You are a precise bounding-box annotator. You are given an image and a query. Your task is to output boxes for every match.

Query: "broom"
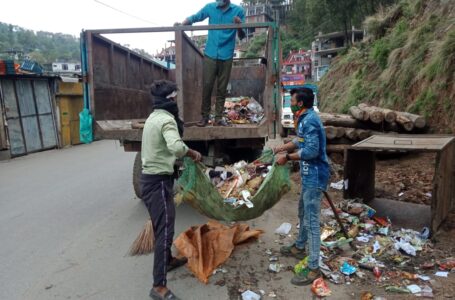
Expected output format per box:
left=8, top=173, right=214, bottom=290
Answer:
left=129, top=220, right=155, bottom=256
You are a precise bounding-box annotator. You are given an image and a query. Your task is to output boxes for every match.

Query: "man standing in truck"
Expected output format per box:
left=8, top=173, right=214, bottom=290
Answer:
left=177, top=0, right=245, bottom=127
left=273, top=88, right=330, bottom=286
left=142, top=80, right=202, bottom=300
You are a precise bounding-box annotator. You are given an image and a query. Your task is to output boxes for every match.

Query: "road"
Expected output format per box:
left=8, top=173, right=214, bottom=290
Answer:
left=0, top=140, right=218, bottom=300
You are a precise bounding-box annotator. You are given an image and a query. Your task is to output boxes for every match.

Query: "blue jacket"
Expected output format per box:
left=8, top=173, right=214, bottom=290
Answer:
left=293, top=108, right=330, bottom=190
left=187, top=2, right=245, bottom=60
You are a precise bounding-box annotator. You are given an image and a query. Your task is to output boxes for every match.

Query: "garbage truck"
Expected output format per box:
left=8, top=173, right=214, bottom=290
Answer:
left=80, top=23, right=282, bottom=198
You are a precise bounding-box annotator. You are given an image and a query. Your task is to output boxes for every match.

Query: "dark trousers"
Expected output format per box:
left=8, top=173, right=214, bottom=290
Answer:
left=140, top=173, right=175, bottom=287
left=201, top=56, right=233, bottom=120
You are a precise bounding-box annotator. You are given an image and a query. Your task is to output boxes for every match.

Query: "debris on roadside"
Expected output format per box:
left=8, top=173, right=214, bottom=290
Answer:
left=275, top=222, right=292, bottom=235
left=241, top=290, right=261, bottom=300
left=311, top=277, right=332, bottom=297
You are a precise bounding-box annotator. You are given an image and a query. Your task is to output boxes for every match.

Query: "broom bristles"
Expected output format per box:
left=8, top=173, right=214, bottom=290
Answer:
left=129, top=220, right=155, bottom=256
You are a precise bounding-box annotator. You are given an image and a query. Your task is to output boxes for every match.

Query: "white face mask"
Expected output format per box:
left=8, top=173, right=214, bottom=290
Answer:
left=216, top=0, right=226, bottom=7
left=166, top=91, right=178, bottom=99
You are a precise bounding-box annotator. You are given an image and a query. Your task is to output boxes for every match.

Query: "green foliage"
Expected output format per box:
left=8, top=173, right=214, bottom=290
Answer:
left=244, top=33, right=267, bottom=58
left=0, top=22, right=80, bottom=64
left=410, top=89, right=437, bottom=117
left=371, top=39, right=390, bottom=69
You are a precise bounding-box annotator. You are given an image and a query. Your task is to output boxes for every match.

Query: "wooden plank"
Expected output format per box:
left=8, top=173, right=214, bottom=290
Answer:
left=353, top=135, right=454, bottom=151
left=344, top=149, right=376, bottom=202
left=85, top=23, right=273, bottom=35
left=0, top=98, right=7, bottom=150
left=432, top=141, right=455, bottom=232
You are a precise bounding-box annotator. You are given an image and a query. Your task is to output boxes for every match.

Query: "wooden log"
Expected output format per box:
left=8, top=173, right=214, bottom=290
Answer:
left=349, top=106, right=369, bottom=121
left=401, top=112, right=426, bottom=128
left=396, top=113, right=414, bottom=131
left=358, top=103, right=385, bottom=124
left=345, top=128, right=359, bottom=141
left=325, top=126, right=338, bottom=140
left=335, top=127, right=346, bottom=138
left=357, top=129, right=372, bottom=140
left=381, top=108, right=397, bottom=123
left=327, top=144, right=350, bottom=153
left=319, top=113, right=370, bottom=129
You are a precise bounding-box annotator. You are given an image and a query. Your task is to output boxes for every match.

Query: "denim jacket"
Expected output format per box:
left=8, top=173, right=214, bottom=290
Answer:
left=292, top=108, right=330, bottom=190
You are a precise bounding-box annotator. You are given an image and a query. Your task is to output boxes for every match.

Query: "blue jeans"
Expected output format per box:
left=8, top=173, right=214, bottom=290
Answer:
left=295, top=188, right=322, bottom=270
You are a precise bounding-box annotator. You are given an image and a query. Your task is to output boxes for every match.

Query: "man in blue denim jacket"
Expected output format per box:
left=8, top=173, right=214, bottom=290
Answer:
left=274, top=88, right=330, bottom=285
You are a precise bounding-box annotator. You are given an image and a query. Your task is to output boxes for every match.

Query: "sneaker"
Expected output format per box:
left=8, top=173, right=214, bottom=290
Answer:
left=196, top=118, right=209, bottom=127
left=291, top=268, right=321, bottom=286
left=280, top=243, right=306, bottom=260
left=214, top=119, right=230, bottom=127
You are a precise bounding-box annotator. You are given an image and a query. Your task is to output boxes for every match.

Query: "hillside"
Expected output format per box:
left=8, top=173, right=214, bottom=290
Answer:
left=319, top=0, right=455, bottom=133
left=0, top=22, right=80, bottom=64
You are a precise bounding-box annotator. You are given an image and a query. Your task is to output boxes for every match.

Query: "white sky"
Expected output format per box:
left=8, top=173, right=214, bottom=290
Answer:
left=0, top=0, right=242, bottom=55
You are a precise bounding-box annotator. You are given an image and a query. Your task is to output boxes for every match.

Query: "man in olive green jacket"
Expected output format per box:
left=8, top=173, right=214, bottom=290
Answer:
left=141, top=80, right=201, bottom=300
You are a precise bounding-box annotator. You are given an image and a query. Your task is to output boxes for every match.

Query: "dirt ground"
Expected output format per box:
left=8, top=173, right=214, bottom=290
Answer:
left=197, top=152, right=455, bottom=299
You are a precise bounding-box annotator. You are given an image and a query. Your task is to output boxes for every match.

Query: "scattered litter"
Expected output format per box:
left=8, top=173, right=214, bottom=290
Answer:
left=435, top=271, right=449, bottom=277
left=406, top=284, right=422, bottom=294
left=385, top=286, right=411, bottom=294
left=241, top=290, right=261, bottom=300
left=213, top=268, right=228, bottom=275
left=268, top=291, right=277, bottom=298
left=269, top=256, right=278, bottom=262
left=417, top=285, right=434, bottom=298
left=373, top=241, right=381, bottom=254
left=357, top=236, right=370, bottom=243
left=360, top=291, right=374, bottom=300
left=398, top=192, right=404, bottom=197
left=420, top=227, right=430, bottom=240
left=378, top=227, right=389, bottom=236
left=44, top=284, right=54, bottom=290
left=417, top=275, right=431, bottom=281
left=268, top=263, right=283, bottom=273
left=373, top=267, right=382, bottom=281
left=258, top=290, right=265, bottom=296
left=340, top=262, right=357, bottom=276
left=224, top=97, right=264, bottom=125
left=394, top=239, right=417, bottom=256
left=425, top=192, right=432, bottom=198
left=265, top=249, right=272, bottom=256
left=275, top=223, right=292, bottom=235
left=294, top=257, right=309, bottom=276
left=330, top=180, right=344, bottom=190
left=311, top=277, right=332, bottom=297
left=214, top=279, right=226, bottom=286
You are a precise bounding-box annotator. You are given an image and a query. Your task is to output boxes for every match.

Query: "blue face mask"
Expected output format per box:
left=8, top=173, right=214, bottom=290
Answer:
left=216, top=0, right=226, bottom=7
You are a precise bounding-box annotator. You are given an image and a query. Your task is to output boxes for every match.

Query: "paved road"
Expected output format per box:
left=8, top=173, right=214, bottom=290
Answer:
left=0, top=141, right=216, bottom=300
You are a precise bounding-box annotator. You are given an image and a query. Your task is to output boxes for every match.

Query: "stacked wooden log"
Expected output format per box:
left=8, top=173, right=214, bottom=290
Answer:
left=320, top=103, right=427, bottom=152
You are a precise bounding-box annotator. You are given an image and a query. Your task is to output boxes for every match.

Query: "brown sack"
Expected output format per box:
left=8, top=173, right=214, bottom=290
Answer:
left=173, top=220, right=263, bottom=283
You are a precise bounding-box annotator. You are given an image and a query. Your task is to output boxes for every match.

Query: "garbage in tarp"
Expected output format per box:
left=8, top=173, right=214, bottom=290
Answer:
left=224, top=97, right=264, bottom=125
left=174, top=220, right=263, bottom=283
left=177, top=149, right=291, bottom=221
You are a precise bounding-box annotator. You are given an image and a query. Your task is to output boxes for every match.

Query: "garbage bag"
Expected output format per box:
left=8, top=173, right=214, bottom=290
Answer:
left=79, top=108, right=93, bottom=144
left=177, top=149, right=291, bottom=221
left=174, top=220, right=263, bottom=283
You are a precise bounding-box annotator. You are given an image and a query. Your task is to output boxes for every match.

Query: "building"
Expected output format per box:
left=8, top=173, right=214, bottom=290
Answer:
left=311, top=28, right=364, bottom=81
left=155, top=45, right=176, bottom=65
left=52, top=62, right=81, bottom=75
left=243, top=2, right=274, bottom=38
left=282, top=49, right=312, bottom=80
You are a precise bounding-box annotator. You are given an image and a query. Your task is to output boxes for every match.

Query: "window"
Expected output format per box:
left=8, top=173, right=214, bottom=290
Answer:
left=62, top=64, right=68, bottom=70
left=314, top=60, right=319, bottom=67
left=75, top=64, right=81, bottom=70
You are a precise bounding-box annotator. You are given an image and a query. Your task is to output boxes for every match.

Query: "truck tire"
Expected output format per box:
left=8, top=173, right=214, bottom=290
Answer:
left=280, top=128, right=288, bottom=138
left=133, top=152, right=142, bottom=199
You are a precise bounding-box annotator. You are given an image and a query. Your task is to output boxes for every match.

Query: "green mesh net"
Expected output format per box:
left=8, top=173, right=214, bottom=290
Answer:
left=177, top=149, right=291, bottom=221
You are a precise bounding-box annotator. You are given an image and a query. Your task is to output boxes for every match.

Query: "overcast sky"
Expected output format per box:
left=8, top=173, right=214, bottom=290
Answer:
left=0, top=0, right=243, bottom=54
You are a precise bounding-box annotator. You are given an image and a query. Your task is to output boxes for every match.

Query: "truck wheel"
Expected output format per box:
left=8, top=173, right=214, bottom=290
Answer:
left=280, top=128, right=288, bottom=138
left=133, top=152, right=142, bottom=199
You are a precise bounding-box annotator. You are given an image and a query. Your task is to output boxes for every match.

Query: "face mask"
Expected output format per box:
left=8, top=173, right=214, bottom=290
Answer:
left=291, top=105, right=301, bottom=113
left=216, top=0, right=226, bottom=7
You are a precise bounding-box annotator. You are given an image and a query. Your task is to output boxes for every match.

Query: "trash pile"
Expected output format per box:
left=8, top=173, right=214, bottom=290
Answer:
left=204, top=159, right=273, bottom=209
left=290, top=198, right=451, bottom=298
left=224, top=97, right=264, bottom=125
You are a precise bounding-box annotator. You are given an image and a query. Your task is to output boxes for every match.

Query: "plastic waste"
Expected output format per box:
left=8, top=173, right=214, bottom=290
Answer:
left=268, top=263, right=283, bottom=273
left=394, top=239, right=417, bottom=256
left=311, top=277, right=331, bottom=297
left=242, top=290, right=261, bottom=300
left=385, top=286, right=411, bottom=293
left=340, top=262, right=357, bottom=276
left=275, top=223, right=292, bottom=235
left=246, top=98, right=264, bottom=115
left=330, top=180, right=344, bottom=190
left=294, top=257, right=309, bottom=276
left=406, top=284, right=422, bottom=294
left=435, top=271, right=448, bottom=277
left=420, top=227, right=430, bottom=240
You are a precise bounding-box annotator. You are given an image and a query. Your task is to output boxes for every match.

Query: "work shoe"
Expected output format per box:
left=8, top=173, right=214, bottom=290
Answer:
left=291, top=268, right=322, bottom=286
left=149, top=288, right=181, bottom=300
left=213, top=119, right=230, bottom=127
left=196, top=118, right=209, bottom=127
left=167, top=257, right=187, bottom=272
left=280, top=243, right=307, bottom=260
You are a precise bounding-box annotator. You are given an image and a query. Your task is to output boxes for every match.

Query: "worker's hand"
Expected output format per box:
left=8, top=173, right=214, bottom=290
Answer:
left=174, top=22, right=182, bottom=26
left=276, top=154, right=288, bottom=166
left=272, top=145, right=284, bottom=154
left=187, top=149, right=202, bottom=162
left=234, top=16, right=242, bottom=24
